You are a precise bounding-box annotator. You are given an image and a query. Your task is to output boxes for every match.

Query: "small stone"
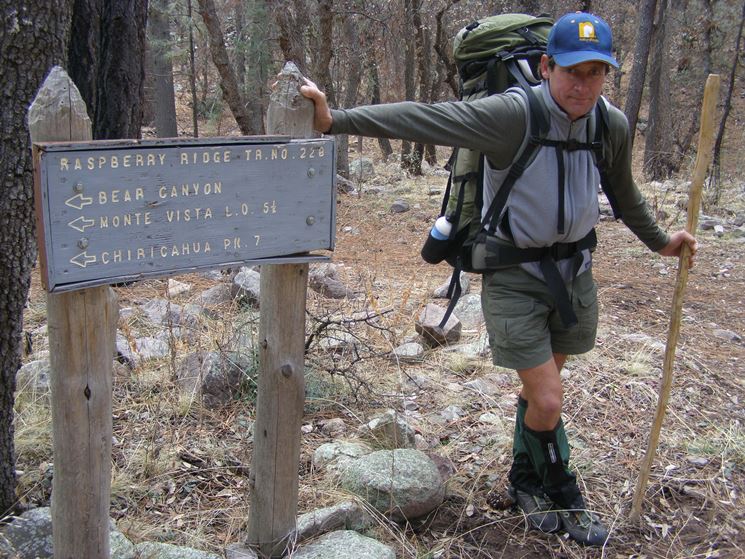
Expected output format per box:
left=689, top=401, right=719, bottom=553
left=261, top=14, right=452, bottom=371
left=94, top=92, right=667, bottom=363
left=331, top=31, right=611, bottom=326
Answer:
left=167, top=279, right=191, bottom=297
left=440, top=405, right=464, bottom=422
left=686, top=456, right=709, bottom=467
left=320, top=418, right=347, bottom=437
left=392, top=342, right=425, bottom=363
left=390, top=199, right=410, bottom=213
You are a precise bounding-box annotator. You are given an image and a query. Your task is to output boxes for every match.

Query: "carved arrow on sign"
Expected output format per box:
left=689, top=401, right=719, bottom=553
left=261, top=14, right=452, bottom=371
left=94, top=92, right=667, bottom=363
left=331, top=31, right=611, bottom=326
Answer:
left=68, top=216, right=95, bottom=232
left=70, top=252, right=97, bottom=268
left=65, top=193, right=93, bottom=210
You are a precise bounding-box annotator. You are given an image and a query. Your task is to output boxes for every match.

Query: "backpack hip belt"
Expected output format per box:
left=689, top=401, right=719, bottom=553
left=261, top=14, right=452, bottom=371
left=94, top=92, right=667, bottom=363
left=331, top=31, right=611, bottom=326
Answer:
left=474, top=228, right=597, bottom=329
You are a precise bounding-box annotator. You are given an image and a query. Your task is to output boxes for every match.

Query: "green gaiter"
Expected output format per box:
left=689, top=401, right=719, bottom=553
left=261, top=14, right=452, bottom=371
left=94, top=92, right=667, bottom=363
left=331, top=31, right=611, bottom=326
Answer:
left=521, top=419, right=582, bottom=507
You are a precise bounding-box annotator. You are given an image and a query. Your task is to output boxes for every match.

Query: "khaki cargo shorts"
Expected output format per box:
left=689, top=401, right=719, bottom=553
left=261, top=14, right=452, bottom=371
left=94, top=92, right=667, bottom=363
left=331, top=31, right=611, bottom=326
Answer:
left=481, top=265, right=598, bottom=370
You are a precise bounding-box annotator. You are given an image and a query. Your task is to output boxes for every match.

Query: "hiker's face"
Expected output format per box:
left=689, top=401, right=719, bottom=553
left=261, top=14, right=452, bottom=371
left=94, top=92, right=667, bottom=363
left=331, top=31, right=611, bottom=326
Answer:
left=540, top=56, right=608, bottom=121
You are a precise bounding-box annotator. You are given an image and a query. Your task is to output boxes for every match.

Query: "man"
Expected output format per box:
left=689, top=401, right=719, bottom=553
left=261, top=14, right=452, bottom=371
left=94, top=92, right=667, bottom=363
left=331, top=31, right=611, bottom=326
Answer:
left=301, top=12, right=696, bottom=546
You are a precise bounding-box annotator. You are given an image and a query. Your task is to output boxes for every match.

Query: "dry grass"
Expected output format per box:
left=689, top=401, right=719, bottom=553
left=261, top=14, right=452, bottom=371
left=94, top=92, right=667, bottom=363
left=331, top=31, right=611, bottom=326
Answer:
left=13, top=139, right=745, bottom=558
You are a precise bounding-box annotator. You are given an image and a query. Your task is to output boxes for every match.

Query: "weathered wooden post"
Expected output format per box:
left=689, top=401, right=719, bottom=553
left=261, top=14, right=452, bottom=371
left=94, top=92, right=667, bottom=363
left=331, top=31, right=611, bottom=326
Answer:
left=28, top=67, right=118, bottom=559
left=246, top=62, right=316, bottom=557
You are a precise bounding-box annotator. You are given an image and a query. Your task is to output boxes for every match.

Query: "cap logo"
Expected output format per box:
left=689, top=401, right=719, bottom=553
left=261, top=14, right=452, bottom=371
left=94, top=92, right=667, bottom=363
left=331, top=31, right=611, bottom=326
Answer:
left=578, top=21, right=598, bottom=41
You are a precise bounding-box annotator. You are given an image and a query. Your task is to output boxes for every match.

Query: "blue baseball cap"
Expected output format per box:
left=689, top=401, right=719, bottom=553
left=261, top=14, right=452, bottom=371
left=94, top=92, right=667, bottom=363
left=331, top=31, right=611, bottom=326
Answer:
left=547, top=12, right=619, bottom=68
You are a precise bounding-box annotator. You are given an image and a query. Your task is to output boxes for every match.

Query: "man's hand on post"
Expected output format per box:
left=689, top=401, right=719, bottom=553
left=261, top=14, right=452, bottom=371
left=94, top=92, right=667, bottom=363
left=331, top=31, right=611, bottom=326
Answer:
left=299, top=79, right=333, bottom=134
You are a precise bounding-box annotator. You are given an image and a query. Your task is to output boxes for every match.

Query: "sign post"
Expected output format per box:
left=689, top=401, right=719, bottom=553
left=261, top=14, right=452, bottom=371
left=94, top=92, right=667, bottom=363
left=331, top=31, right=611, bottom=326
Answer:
left=29, top=66, right=117, bottom=559
left=246, top=63, right=318, bottom=558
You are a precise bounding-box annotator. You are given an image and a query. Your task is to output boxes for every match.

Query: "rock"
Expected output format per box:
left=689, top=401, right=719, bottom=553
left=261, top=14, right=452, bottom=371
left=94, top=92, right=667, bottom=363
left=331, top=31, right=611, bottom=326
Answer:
left=391, top=342, right=425, bottom=363
left=621, top=332, right=666, bottom=352
left=295, top=502, right=374, bottom=543
left=426, top=452, right=457, bottom=483
left=0, top=507, right=135, bottom=559
left=135, top=336, right=171, bottom=361
left=336, top=174, right=356, bottom=194
left=310, top=277, right=355, bottom=299
left=440, top=405, right=464, bottom=422
left=686, top=456, right=710, bottom=467
left=319, top=418, right=347, bottom=437
left=176, top=351, right=256, bottom=406
left=463, top=378, right=500, bottom=396
left=135, top=541, right=220, bottom=559
left=415, top=304, right=462, bottom=347
left=141, top=299, right=204, bottom=331
left=232, top=268, right=261, bottom=306
left=309, top=265, right=356, bottom=299
left=404, top=372, right=435, bottom=392
left=713, top=224, right=725, bottom=237
left=349, top=158, right=375, bottom=180
left=313, top=441, right=373, bottom=470
left=360, top=409, right=416, bottom=449
left=390, top=199, right=410, bottom=213
left=317, top=331, right=357, bottom=353
left=197, top=284, right=233, bottom=307
left=225, top=544, right=259, bottom=559
left=449, top=330, right=491, bottom=359
left=452, top=293, right=484, bottom=329
left=712, top=329, right=742, bottom=342
left=292, top=530, right=394, bottom=559
left=433, top=273, right=470, bottom=298
left=167, top=279, right=191, bottom=297
left=16, top=359, right=51, bottom=393
left=116, top=332, right=174, bottom=366
left=699, top=218, right=722, bottom=230
left=340, top=449, right=446, bottom=521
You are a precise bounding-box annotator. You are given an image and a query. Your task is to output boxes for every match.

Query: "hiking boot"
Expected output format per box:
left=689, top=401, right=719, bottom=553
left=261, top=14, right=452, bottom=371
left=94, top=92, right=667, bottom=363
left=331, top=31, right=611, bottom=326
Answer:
left=509, top=486, right=561, bottom=533
left=558, top=499, right=609, bottom=546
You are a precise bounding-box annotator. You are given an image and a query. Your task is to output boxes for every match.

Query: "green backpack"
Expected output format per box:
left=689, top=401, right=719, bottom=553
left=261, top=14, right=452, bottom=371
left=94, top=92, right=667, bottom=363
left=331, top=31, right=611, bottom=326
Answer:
left=420, top=14, right=620, bottom=328
left=421, top=14, right=553, bottom=268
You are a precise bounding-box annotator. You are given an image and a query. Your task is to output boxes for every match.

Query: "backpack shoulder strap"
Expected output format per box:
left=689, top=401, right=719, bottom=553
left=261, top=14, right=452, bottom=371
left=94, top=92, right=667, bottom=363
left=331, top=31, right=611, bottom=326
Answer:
left=592, top=99, right=622, bottom=220
left=482, top=76, right=547, bottom=234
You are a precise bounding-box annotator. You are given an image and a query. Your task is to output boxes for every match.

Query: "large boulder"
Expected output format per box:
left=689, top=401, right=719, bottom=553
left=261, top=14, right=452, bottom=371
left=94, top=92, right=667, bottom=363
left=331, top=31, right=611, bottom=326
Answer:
left=292, top=530, right=394, bottom=559
left=340, top=449, right=446, bottom=521
left=134, top=541, right=220, bottom=559
left=0, top=507, right=135, bottom=559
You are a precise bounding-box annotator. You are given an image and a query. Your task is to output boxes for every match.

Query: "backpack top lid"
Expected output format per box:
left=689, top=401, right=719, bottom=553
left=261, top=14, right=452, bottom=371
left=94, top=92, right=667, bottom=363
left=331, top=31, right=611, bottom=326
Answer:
left=453, top=13, right=554, bottom=64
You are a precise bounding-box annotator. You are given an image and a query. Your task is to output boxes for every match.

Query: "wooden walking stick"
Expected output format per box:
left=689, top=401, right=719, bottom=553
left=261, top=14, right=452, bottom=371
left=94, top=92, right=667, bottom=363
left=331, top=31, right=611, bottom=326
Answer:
left=630, top=73, right=720, bottom=523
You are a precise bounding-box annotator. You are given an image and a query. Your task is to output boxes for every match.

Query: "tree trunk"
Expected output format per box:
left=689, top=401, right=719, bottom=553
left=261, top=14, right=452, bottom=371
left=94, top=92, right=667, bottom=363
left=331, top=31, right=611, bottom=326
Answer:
left=197, top=0, right=255, bottom=134
left=94, top=0, right=149, bottom=139
left=411, top=0, right=430, bottom=176
left=368, top=60, right=393, bottom=161
left=149, top=0, right=178, bottom=137
left=0, top=0, right=73, bottom=517
left=314, top=0, right=336, bottom=107
left=234, top=1, right=247, bottom=92
left=68, top=0, right=101, bottom=123
left=434, top=0, right=460, bottom=99
left=401, top=0, right=417, bottom=173
left=244, top=0, right=271, bottom=135
left=623, top=0, right=656, bottom=142
left=187, top=0, right=199, bottom=136
left=643, top=0, right=675, bottom=180
left=711, top=0, right=745, bottom=203
left=336, top=14, right=363, bottom=179
left=272, top=0, right=309, bottom=74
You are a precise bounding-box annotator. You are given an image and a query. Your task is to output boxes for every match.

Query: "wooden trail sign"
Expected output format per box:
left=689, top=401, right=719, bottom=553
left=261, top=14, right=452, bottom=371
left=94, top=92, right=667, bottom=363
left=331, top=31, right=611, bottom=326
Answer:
left=33, top=136, right=335, bottom=291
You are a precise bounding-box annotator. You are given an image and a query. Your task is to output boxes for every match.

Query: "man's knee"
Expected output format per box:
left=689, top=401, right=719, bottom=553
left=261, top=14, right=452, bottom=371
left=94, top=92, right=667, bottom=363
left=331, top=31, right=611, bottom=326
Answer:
left=524, top=391, right=562, bottom=430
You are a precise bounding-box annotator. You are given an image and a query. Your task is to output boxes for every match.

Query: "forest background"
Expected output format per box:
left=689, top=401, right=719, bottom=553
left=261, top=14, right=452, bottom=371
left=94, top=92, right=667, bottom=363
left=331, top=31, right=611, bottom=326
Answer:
left=1, top=0, right=744, bottom=558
